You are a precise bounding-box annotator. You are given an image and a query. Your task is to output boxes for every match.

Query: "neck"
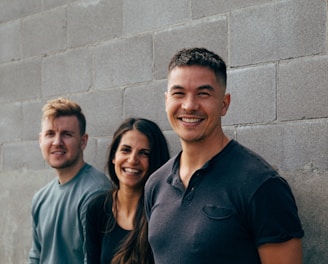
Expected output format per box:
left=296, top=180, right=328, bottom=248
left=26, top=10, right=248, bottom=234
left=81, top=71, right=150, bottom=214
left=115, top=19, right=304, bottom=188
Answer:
left=179, top=134, right=230, bottom=187
left=56, top=160, right=85, bottom=184
left=116, top=187, right=142, bottom=214
left=114, top=188, right=142, bottom=230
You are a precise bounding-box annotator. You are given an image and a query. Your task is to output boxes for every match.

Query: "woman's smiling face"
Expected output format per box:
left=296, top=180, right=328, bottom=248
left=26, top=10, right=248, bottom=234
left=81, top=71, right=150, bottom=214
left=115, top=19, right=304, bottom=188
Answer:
left=112, top=129, right=150, bottom=190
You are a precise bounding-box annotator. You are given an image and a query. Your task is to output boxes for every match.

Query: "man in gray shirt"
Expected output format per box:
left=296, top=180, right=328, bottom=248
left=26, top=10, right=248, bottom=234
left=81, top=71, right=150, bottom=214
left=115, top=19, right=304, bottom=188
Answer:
left=29, top=97, right=111, bottom=264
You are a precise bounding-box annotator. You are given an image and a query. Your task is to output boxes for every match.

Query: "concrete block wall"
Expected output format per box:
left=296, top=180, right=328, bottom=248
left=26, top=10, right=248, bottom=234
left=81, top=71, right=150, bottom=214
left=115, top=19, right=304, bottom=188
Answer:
left=0, top=0, right=327, bottom=262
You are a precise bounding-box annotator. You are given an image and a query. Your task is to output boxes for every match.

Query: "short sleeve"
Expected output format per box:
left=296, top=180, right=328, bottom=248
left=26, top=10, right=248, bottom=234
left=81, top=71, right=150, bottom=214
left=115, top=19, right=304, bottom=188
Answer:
left=248, top=177, right=304, bottom=247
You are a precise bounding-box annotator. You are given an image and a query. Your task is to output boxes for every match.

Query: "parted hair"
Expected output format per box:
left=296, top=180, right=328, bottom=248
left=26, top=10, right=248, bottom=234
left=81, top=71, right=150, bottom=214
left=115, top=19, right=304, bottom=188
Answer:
left=105, top=117, right=170, bottom=264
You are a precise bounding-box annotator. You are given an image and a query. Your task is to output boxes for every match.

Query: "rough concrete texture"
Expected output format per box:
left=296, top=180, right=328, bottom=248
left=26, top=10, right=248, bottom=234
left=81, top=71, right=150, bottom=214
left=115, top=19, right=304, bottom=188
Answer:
left=283, top=170, right=328, bottom=264
left=0, top=170, right=54, bottom=263
left=0, top=0, right=327, bottom=263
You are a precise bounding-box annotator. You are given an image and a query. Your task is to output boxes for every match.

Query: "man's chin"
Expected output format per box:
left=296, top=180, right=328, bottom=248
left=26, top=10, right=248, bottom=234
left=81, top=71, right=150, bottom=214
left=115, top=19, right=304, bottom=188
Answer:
left=50, top=162, right=72, bottom=170
left=180, top=135, right=205, bottom=144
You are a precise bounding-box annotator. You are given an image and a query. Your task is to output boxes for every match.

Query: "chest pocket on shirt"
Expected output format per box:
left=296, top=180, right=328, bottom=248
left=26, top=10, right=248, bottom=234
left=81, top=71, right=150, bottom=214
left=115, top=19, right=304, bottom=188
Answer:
left=202, top=205, right=232, bottom=220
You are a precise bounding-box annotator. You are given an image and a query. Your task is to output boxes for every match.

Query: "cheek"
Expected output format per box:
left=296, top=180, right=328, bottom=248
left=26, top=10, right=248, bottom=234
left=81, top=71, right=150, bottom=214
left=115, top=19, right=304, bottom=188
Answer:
left=165, top=101, right=178, bottom=116
left=112, top=156, right=118, bottom=169
left=112, top=152, right=121, bottom=166
left=165, top=96, right=176, bottom=110
left=39, top=142, right=49, bottom=158
left=165, top=100, right=170, bottom=113
left=112, top=155, right=123, bottom=174
left=113, top=162, right=121, bottom=177
left=39, top=139, right=49, bottom=149
left=142, top=158, right=150, bottom=175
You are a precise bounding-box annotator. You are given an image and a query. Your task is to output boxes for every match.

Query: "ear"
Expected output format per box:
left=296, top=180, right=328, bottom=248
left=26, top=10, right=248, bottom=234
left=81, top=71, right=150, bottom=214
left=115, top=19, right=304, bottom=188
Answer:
left=220, top=93, right=231, bottom=116
left=39, top=132, right=42, bottom=146
left=80, top=133, right=88, bottom=150
left=112, top=152, right=117, bottom=165
left=164, top=91, right=168, bottom=112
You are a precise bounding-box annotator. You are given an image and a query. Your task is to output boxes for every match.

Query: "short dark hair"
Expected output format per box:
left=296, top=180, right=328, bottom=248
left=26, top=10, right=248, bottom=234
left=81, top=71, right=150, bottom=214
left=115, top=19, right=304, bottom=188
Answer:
left=168, top=47, right=227, bottom=87
left=42, top=97, right=86, bottom=135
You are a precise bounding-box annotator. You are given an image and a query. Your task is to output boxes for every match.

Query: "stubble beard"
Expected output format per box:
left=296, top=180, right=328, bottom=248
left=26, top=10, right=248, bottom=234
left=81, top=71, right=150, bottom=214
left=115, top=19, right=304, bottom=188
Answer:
left=48, top=154, right=81, bottom=170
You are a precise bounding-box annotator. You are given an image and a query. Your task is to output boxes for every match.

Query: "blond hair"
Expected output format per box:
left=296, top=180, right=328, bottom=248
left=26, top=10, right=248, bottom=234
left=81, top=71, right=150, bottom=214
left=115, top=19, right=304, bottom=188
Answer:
left=42, top=97, right=86, bottom=135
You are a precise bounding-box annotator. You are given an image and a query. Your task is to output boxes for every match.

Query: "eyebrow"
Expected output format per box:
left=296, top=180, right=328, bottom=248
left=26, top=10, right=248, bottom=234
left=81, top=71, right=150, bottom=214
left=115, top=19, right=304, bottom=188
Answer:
left=43, top=129, right=75, bottom=134
left=197, top=85, right=215, bottom=91
left=169, top=84, right=215, bottom=91
left=62, top=130, right=75, bottom=134
left=119, top=144, right=131, bottom=148
left=120, top=144, right=150, bottom=151
left=168, top=85, right=183, bottom=91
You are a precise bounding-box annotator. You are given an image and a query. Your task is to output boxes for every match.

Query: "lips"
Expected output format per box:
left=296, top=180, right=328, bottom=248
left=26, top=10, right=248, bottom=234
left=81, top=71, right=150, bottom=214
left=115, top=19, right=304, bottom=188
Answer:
left=51, top=150, right=66, bottom=155
left=181, top=117, right=202, bottom=123
left=124, top=167, right=142, bottom=174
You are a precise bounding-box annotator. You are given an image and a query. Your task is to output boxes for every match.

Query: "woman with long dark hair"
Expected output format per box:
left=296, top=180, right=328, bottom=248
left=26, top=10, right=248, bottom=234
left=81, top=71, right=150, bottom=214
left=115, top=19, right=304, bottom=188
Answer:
left=86, top=117, right=170, bottom=264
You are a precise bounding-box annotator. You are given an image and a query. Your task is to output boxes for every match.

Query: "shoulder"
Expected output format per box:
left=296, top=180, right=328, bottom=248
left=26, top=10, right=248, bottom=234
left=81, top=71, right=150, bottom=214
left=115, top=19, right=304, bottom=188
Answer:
left=146, top=155, right=176, bottom=189
left=31, top=178, right=57, bottom=206
left=226, top=140, right=272, bottom=164
left=208, top=140, right=283, bottom=200
left=72, top=165, right=111, bottom=209
left=87, top=191, right=110, bottom=213
left=220, top=140, right=279, bottom=178
left=79, top=164, right=111, bottom=190
left=86, top=191, right=112, bottom=227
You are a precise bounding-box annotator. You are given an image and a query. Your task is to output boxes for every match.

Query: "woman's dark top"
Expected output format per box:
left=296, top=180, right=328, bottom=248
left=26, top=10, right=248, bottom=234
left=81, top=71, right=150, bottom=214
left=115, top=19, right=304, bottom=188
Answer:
left=86, top=192, right=130, bottom=264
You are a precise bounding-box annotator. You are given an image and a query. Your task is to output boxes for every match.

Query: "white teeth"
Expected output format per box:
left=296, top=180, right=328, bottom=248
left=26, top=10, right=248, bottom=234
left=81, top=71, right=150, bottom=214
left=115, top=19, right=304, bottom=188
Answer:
left=182, top=118, right=200, bottom=123
left=125, top=168, right=139, bottom=174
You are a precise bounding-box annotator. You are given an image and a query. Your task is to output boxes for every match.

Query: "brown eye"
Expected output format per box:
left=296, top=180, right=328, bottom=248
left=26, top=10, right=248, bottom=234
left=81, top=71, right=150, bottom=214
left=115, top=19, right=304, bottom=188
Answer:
left=45, top=131, right=55, bottom=137
left=140, top=150, right=150, bottom=157
left=198, top=92, right=210, bottom=97
left=120, top=147, right=130, bottom=153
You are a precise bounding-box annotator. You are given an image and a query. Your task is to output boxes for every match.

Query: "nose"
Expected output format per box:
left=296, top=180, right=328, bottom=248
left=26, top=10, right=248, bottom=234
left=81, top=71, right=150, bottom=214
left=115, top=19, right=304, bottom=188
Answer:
left=52, top=134, right=63, bottom=145
left=182, top=95, right=199, bottom=112
left=128, top=151, right=139, bottom=164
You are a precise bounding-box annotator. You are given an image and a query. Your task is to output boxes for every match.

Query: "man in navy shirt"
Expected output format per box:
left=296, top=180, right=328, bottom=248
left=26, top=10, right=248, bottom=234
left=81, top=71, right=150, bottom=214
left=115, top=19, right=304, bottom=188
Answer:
left=145, top=47, right=304, bottom=264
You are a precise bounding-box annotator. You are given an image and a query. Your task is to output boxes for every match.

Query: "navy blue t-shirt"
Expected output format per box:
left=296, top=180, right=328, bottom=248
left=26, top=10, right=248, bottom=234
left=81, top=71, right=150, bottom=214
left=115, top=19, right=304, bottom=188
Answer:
left=145, top=140, right=304, bottom=264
